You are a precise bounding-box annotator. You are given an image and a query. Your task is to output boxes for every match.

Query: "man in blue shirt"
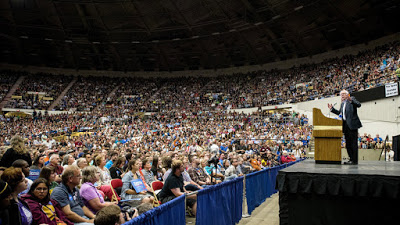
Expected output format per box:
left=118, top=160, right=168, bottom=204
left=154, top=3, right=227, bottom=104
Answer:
left=105, top=151, right=118, bottom=169
left=51, top=165, right=95, bottom=225
left=373, top=134, right=383, bottom=149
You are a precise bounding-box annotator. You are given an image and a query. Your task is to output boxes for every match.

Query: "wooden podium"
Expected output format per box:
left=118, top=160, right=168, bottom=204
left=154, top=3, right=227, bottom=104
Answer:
left=312, top=108, right=343, bottom=164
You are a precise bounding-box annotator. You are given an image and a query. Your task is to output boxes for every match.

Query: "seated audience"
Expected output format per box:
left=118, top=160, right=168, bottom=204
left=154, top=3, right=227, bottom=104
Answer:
left=249, top=154, right=262, bottom=171
left=62, top=154, right=75, bottom=169
left=21, top=178, right=73, bottom=225
left=136, top=202, right=154, bottom=215
left=121, top=160, right=154, bottom=204
left=151, top=156, right=163, bottom=181
left=75, top=158, right=88, bottom=170
left=31, top=154, right=45, bottom=170
left=94, top=155, right=120, bottom=201
left=157, top=160, right=197, bottom=216
left=281, top=151, right=291, bottom=164
left=109, top=157, right=125, bottom=180
left=0, top=179, right=13, bottom=225
left=187, top=156, right=211, bottom=186
left=140, top=158, right=156, bottom=186
left=39, top=166, right=59, bottom=194
left=11, top=160, right=33, bottom=195
left=48, top=154, right=63, bottom=183
left=1, top=167, right=32, bottom=225
left=94, top=204, right=132, bottom=225
left=224, top=158, right=243, bottom=181
left=80, top=166, right=116, bottom=214
left=50, top=165, right=95, bottom=225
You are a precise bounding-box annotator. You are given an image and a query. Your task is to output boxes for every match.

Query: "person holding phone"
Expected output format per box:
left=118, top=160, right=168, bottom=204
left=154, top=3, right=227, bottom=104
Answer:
left=328, top=90, right=362, bottom=165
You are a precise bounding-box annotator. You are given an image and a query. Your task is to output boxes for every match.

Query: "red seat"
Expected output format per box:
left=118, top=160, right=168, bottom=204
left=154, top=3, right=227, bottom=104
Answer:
left=111, top=179, right=123, bottom=189
left=152, top=181, right=164, bottom=191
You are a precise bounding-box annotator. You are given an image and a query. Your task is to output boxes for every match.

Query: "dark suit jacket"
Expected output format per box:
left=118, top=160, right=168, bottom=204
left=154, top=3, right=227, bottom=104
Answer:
left=331, top=96, right=362, bottom=130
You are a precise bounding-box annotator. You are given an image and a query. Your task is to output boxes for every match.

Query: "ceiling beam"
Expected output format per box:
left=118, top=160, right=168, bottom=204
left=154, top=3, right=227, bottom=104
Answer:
left=75, top=3, right=105, bottom=69
left=129, top=0, right=152, bottom=35
left=167, top=0, right=192, bottom=31
left=236, top=31, right=261, bottom=64
left=92, top=1, right=123, bottom=70
left=51, top=1, right=77, bottom=69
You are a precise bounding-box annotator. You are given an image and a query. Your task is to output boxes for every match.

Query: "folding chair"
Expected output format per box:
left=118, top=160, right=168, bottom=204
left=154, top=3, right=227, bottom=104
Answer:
left=151, top=181, right=164, bottom=207
left=110, top=179, right=123, bottom=202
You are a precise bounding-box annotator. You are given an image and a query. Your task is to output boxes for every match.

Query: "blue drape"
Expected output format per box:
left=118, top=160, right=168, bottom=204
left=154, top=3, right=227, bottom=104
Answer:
left=196, top=177, right=243, bottom=225
left=245, top=167, right=270, bottom=214
left=123, top=195, right=186, bottom=225
left=246, top=160, right=303, bottom=215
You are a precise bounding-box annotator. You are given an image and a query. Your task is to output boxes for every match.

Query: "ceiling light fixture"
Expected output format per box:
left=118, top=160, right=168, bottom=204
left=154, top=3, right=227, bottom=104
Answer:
left=272, top=15, right=281, bottom=20
left=294, top=6, right=303, bottom=11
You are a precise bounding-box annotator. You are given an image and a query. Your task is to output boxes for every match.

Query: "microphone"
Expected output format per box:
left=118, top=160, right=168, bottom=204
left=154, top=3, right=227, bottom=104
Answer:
left=333, top=103, right=337, bottom=107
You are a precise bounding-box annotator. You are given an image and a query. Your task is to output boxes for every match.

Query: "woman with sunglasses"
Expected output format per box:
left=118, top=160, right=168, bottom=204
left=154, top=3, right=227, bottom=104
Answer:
left=21, top=178, right=73, bottom=225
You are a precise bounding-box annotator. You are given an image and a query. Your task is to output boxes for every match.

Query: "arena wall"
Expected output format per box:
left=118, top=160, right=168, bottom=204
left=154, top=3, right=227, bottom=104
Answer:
left=294, top=95, right=400, bottom=139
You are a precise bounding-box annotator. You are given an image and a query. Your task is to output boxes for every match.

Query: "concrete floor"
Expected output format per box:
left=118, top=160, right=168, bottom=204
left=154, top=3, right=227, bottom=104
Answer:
left=186, top=193, right=280, bottom=225
left=237, top=193, right=279, bottom=225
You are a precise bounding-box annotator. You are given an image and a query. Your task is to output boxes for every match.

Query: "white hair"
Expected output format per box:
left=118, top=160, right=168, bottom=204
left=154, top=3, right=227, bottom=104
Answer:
left=340, top=90, right=349, bottom=95
left=49, top=153, right=59, bottom=161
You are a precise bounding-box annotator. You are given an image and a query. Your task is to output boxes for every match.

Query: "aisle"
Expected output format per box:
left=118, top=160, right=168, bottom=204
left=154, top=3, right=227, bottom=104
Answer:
left=238, top=193, right=279, bottom=225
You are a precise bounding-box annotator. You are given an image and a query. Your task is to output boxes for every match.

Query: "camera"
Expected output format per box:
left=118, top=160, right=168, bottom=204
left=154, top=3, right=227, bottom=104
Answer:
left=208, top=156, right=219, bottom=167
left=121, top=206, right=137, bottom=220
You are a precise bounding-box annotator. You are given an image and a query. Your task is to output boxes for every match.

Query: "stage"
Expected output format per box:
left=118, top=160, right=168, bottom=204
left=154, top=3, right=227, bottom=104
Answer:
left=277, top=159, right=400, bottom=225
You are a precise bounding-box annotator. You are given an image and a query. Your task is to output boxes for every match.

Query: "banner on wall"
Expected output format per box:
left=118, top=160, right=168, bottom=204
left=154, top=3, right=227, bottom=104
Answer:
left=385, top=83, right=399, bottom=97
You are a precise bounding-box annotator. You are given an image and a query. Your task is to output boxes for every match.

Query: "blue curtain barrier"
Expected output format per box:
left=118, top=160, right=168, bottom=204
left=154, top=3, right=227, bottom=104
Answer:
left=123, top=194, right=186, bottom=225
left=196, top=176, right=244, bottom=225
left=246, top=160, right=303, bottom=215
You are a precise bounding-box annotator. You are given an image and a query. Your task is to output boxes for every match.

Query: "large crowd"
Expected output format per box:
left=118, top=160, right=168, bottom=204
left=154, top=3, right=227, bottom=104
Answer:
left=5, top=73, right=73, bottom=110
left=0, top=107, right=311, bottom=225
left=0, top=41, right=399, bottom=225
left=0, top=72, right=19, bottom=102
left=1, top=41, right=399, bottom=113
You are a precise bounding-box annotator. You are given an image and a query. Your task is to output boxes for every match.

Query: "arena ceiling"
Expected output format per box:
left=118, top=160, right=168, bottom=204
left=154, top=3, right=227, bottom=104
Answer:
left=0, top=0, right=399, bottom=72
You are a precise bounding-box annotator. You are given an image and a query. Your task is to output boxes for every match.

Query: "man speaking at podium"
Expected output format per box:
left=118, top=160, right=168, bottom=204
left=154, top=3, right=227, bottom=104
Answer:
left=328, top=90, right=362, bottom=165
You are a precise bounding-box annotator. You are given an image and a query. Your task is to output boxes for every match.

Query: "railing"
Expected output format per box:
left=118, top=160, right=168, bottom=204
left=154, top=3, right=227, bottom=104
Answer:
left=123, top=194, right=186, bottom=225
left=122, top=159, right=304, bottom=225
left=195, top=176, right=243, bottom=225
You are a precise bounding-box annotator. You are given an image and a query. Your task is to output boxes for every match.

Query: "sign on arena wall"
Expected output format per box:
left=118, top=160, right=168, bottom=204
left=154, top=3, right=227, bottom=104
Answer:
left=385, top=83, right=399, bottom=97
left=27, top=91, right=46, bottom=95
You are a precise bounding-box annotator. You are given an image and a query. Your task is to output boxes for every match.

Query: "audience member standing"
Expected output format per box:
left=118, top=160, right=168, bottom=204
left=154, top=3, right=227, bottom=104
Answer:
left=0, top=136, right=32, bottom=168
